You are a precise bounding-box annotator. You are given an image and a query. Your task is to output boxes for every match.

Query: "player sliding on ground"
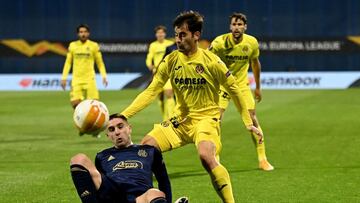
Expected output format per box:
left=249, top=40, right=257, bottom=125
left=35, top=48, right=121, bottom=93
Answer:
left=120, top=11, right=263, bottom=203
left=209, top=13, right=274, bottom=171
left=70, top=114, right=180, bottom=203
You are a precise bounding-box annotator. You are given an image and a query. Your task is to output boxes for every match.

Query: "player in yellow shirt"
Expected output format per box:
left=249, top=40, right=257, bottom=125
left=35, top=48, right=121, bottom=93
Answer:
left=146, top=25, right=176, bottom=120
left=121, top=11, right=263, bottom=203
left=61, top=24, right=108, bottom=109
left=210, top=13, right=274, bottom=171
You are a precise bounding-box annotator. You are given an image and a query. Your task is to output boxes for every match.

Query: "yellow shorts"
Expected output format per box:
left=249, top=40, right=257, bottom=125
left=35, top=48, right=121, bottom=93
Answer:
left=163, top=79, right=172, bottom=90
left=219, top=85, right=255, bottom=110
left=148, top=117, right=222, bottom=155
left=70, top=80, right=99, bottom=101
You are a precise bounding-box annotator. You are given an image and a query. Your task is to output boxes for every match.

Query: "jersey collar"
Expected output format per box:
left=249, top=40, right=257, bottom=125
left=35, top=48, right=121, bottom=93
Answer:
left=179, top=48, right=201, bottom=61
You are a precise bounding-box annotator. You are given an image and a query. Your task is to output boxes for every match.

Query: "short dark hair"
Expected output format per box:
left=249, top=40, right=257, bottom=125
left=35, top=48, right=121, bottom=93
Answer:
left=76, top=24, right=90, bottom=33
left=173, top=11, right=204, bottom=34
left=154, top=25, right=167, bottom=33
left=109, top=113, right=128, bottom=122
left=229, top=12, right=247, bottom=24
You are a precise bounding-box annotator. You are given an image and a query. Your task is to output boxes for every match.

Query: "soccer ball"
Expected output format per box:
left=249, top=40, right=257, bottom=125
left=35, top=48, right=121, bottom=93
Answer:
left=73, top=100, right=109, bottom=135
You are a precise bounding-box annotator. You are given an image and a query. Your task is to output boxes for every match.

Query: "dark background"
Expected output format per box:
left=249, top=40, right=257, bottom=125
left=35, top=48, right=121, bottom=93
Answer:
left=1, top=0, right=359, bottom=73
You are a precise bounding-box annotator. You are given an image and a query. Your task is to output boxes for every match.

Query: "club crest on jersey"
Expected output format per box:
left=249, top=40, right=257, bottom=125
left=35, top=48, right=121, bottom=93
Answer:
left=138, top=149, right=148, bottom=158
left=242, top=45, right=249, bottom=53
left=113, top=160, right=143, bottom=171
left=195, top=65, right=204, bottom=74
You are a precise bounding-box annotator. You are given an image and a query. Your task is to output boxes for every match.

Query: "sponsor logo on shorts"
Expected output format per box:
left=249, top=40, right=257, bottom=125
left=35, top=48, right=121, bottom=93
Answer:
left=113, top=160, right=143, bottom=171
left=137, top=149, right=148, bottom=158
left=161, top=121, right=170, bottom=127
left=222, top=91, right=229, bottom=99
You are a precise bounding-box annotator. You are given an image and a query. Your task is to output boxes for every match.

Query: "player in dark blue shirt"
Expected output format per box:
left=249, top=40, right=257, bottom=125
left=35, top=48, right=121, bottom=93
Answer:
left=70, top=113, right=172, bottom=203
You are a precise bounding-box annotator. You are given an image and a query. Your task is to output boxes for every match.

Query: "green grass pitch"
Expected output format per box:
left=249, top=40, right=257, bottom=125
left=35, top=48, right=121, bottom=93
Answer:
left=1, top=89, right=360, bottom=202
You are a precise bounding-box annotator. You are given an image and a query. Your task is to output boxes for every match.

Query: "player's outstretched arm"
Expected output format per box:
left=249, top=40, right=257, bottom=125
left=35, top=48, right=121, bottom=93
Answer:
left=212, top=60, right=263, bottom=140
left=251, top=57, right=262, bottom=102
left=152, top=148, right=172, bottom=203
left=223, top=76, right=264, bottom=142
left=121, top=59, right=169, bottom=119
left=146, top=43, right=155, bottom=72
left=61, top=44, right=73, bottom=90
left=94, top=43, right=108, bottom=87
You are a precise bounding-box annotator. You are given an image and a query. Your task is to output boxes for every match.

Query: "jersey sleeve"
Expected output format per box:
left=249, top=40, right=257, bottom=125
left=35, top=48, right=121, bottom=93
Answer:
left=94, top=153, right=104, bottom=174
left=61, top=43, right=73, bottom=80
left=209, top=36, right=223, bottom=56
left=152, top=148, right=172, bottom=203
left=212, top=60, right=253, bottom=127
left=145, top=43, right=154, bottom=68
left=250, top=37, right=260, bottom=59
left=121, top=58, right=169, bottom=118
left=94, top=43, right=107, bottom=79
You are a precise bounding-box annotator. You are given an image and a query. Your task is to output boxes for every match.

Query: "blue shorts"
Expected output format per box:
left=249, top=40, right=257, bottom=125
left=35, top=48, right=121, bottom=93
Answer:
left=97, top=174, right=148, bottom=203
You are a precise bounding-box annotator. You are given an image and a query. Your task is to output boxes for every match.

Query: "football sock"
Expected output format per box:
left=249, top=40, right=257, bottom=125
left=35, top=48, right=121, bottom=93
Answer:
left=150, top=197, right=167, bottom=203
left=70, top=164, right=98, bottom=203
left=163, top=96, right=175, bottom=120
left=251, top=125, right=267, bottom=161
left=210, top=164, right=235, bottom=203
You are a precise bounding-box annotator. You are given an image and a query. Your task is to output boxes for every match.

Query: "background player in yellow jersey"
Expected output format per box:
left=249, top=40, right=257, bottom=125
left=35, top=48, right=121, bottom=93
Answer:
left=210, top=13, right=274, bottom=171
left=146, top=25, right=175, bottom=120
left=61, top=24, right=108, bottom=109
left=120, top=11, right=263, bottom=203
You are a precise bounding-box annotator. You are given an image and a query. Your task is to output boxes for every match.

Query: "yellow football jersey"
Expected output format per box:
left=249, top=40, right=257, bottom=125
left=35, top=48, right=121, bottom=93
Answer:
left=210, top=33, right=259, bottom=87
left=122, top=48, right=253, bottom=127
left=146, top=39, right=174, bottom=69
left=62, top=40, right=107, bottom=84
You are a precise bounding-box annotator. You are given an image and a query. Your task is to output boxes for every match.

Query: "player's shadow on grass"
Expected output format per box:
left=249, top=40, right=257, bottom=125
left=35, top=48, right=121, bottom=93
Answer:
left=168, top=170, right=207, bottom=179
left=75, top=140, right=110, bottom=145
left=168, top=168, right=258, bottom=179
left=272, top=165, right=360, bottom=170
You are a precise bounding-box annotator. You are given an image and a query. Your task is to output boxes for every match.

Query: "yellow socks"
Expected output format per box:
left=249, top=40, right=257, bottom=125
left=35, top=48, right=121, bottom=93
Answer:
left=251, top=125, right=267, bottom=161
left=210, top=164, right=235, bottom=203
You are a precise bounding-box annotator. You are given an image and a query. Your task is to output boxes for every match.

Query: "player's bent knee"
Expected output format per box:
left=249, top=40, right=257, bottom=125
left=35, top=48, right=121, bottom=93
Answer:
left=148, top=189, right=166, bottom=203
left=148, top=188, right=165, bottom=198
left=197, top=142, right=218, bottom=170
left=70, top=153, right=91, bottom=166
left=150, top=197, right=167, bottom=203
left=141, top=135, right=160, bottom=150
left=136, top=188, right=166, bottom=203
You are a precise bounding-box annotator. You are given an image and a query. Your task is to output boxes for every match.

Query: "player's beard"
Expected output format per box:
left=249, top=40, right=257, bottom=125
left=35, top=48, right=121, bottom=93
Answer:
left=232, top=31, right=242, bottom=40
left=79, top=35, right=88, bottom=42
left=177, top=43, right=186, bottom=53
